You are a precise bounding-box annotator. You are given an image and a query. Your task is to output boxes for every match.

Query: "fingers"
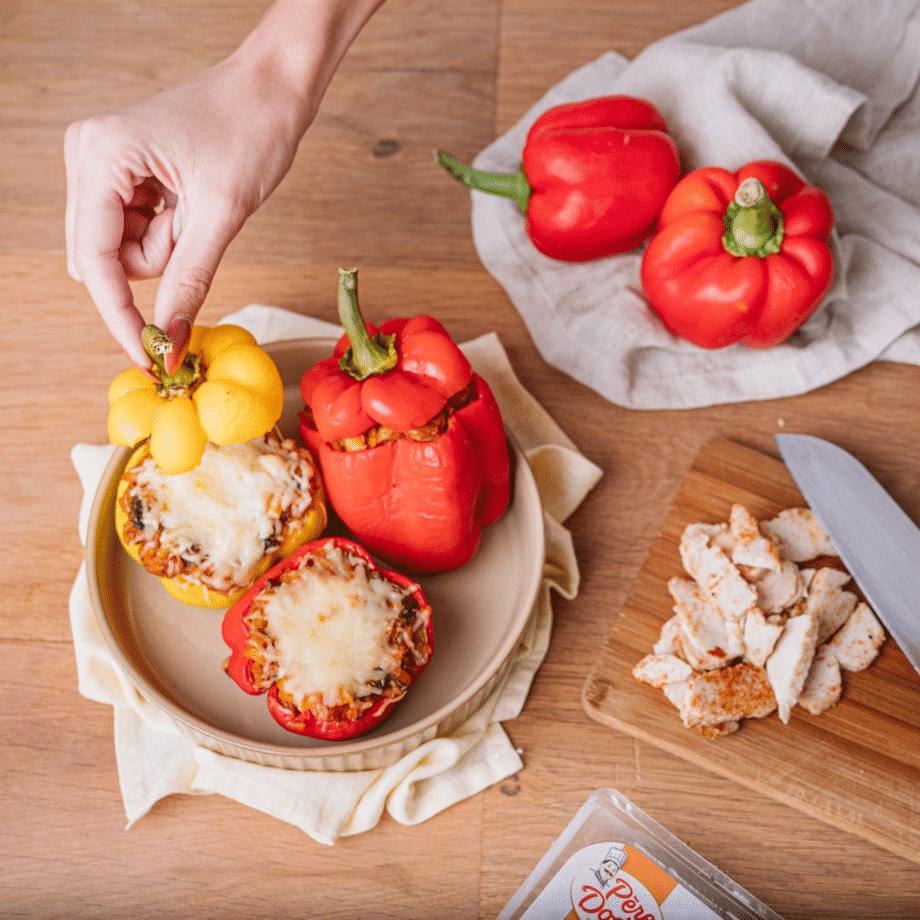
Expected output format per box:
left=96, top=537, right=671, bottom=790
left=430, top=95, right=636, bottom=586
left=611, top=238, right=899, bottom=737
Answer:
left=120, top=205, right=175, bottom=278
left=66, top=121, right=156, bottom=369
left=63, top=121, right=84, bottom=282
left=153, top=199, right=244, bottom=373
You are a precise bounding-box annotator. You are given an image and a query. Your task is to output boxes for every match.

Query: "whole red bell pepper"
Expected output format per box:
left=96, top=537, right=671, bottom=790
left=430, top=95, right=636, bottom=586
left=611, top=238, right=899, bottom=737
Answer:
left=299, top=269, right=510, bottom=573
left=640, top=160, right=835, bottom=349
left=222, top=537, right=433, bottom=741
left=436, top=95, right=682, bottom=262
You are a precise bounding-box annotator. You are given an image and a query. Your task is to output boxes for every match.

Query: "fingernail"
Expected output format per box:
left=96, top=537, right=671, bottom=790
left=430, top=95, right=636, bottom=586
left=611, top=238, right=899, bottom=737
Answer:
left=125, top=348, right=158, bottom=381
left=164, top=316, right=192, bottom=374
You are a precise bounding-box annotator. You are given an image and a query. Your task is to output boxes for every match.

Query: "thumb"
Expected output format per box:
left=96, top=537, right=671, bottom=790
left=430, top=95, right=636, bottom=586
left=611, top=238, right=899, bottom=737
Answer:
left=153, top=203, right=242, bottom=372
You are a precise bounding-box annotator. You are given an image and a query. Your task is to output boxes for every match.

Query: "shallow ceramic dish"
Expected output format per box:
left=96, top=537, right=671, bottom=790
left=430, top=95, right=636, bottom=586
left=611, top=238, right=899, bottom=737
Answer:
left=86, top=337, right=546, bottom=771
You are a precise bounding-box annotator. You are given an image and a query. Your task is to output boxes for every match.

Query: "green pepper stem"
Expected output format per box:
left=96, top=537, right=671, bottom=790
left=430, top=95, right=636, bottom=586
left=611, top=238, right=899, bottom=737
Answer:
left=722, top=178, right=785, bottom=257
left=141, top=324, right=200, bottom=391
left=435, top=150, right=532, bottom=213
left=337, top=268, right=398, bottom=381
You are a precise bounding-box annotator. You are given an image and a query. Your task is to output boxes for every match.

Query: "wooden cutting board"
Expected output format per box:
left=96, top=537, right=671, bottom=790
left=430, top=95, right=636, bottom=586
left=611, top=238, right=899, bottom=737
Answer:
left=582, top=437, right=920, bottom=865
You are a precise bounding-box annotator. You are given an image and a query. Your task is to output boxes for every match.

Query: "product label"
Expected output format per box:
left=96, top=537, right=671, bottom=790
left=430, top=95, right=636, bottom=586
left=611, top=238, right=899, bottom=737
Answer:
left=518, top=842, right=721, bottom=920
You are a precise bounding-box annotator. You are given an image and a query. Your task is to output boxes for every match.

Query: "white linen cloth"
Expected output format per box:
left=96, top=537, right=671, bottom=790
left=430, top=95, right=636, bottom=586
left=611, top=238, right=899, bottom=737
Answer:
left=69, top=307, right=602, bottom=845
left=470, top=0, right=920, bottom=409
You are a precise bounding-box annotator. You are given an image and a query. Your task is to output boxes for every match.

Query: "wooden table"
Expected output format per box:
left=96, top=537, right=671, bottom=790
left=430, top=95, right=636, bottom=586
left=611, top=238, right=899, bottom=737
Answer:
left=3, top=1, right=919, bottom=916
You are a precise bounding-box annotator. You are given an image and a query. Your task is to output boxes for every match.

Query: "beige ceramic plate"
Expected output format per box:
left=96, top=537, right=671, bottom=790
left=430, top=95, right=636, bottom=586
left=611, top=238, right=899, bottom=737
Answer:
left=87, top=337, right=546, bottom=771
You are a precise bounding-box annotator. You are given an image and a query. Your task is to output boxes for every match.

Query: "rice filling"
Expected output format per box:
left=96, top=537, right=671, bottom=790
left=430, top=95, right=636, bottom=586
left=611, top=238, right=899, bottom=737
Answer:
left=119, top=433, right=320, bottom=592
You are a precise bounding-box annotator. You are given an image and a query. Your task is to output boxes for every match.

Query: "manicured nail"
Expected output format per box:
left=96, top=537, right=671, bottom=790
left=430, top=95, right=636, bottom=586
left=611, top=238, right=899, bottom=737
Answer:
left=164, top=316, right=192, bottom=374
left=125, top=348, right=158, bottom=381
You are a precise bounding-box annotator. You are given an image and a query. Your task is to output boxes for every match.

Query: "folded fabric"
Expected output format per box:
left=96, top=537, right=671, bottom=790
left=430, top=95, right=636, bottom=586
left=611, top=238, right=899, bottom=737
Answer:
left=469, top=0, right=920, bottom=409
left=70, top=307, right=602, bottom=845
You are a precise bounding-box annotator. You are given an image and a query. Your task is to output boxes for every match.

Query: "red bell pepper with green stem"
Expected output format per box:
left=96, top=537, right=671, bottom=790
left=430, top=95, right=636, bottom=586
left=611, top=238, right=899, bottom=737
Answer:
left=222, top=537, right=433, bottom=741
left=436, top=95, right=682, bottom=261
left=640, top=160, right=835, bottom=349
left=299, top=268, right=510, bottom=573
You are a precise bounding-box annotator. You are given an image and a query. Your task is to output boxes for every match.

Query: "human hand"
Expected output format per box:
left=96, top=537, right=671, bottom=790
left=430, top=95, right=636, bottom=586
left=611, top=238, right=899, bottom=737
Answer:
left=65, top=53, right=310, bottom=373
left=66, top=0, right=383, bottom=373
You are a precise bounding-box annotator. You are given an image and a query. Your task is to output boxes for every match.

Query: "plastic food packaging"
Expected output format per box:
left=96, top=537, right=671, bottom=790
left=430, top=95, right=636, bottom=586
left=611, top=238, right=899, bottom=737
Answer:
left=497, top=789, right=784, bottom=920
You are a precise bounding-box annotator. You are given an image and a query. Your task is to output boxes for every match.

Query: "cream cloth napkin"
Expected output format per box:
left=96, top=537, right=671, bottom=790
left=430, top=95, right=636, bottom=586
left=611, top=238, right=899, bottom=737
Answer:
left=69, top=307, right=602, bottom=845
left=470, top=0, right=920, bottom=409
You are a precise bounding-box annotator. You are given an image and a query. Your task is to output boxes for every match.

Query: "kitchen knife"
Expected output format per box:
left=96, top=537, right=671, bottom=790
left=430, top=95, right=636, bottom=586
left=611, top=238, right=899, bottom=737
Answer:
left=775, top=433, right=920, bottom=676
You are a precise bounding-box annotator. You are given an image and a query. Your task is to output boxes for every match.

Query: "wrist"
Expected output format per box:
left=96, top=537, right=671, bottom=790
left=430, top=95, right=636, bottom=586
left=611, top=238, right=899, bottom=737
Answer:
left=231, top=0, right=384, bottom=135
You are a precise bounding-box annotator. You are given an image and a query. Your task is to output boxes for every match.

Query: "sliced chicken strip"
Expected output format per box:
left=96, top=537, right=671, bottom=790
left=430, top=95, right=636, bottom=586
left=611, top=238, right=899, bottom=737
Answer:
left=662, top=680, right=689, bottom=712
left=653, top=615, right=684, bottom=657
left=803, top=568, right=856, bottom=644
left=766, top=612, right=819, bottom=723
left=761, top=508, right=837, bottom=562
left=797, top=644, right=842, bottom=715
left=742, top=609, right=784, bottom=667
left=827, top=602, right=886, bottom=671
left=755, top=558, right=805, bottom=614
left=679, top=524, right=758, bottom=621
left=729, top=504, right=782, bottom=572
left=632, top=653, right=694, bottom=687
left=698, top=522, right=735, bottom=554
left=669, top=577, right=745, bottom=670
left=679, top=662, right=776, bottom=728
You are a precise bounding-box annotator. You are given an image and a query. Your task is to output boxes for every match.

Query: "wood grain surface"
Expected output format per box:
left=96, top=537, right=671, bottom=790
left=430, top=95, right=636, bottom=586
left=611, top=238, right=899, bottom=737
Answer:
left=4, top=0, right=920, bottom=917
left=582, top=438, right=920, bottom=865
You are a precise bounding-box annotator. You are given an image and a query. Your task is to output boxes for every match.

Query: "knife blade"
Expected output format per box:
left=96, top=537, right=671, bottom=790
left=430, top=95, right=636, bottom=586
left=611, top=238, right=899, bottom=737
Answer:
left=775, top=433, right=920, bottom=676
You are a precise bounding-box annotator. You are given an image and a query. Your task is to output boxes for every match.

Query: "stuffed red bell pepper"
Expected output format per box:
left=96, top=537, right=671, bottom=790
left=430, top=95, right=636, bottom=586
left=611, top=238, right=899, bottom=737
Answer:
left=640, top=160, right=835, bottom=349
left=436, top=95, right=682, bottom=261
left=222, top=537, right=433, bottom=741
left=299, top=268, right=510, bottom=573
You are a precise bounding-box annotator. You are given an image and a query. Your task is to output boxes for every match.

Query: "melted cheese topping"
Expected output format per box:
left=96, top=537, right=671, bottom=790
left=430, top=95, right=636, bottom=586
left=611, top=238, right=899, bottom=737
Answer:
left=128, top=435, right=317, bottom=589
left=261, top=544, right=410, bottom=707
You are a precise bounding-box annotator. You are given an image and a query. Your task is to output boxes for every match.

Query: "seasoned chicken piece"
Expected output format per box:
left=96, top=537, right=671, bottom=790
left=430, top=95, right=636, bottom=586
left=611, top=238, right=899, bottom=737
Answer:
left=637, top=504, right=885, bottom=739
left=729, top=504, right=782, bottom=572
left=765, top=612, right=819, bottom=723
left=803, top=568, right=857, bottom=644
left=797, top=645, right=842, bottom=715
left=742, top=609, right=784, bottom=667
left=668, top=577, right=744, bottom=670
left=725, top=617, right=745, bottom=661
left=662, top=679, right=689, bottom=712
left=632, top=653, right=694, bottom=687
left=698, top=721, right=740, bottom=738
left=827, top=602, right=886, bottom=671
left=755, top=558, right=805, bottom=614
left=697, top=522, right=735, bottom=552
left=679, top=662, right=776, bottom=729
left=679, top=524, right=758, bottom=621
left=653, top=615, right=684, bottom=657
left=761, top=508, right=837, bottom=562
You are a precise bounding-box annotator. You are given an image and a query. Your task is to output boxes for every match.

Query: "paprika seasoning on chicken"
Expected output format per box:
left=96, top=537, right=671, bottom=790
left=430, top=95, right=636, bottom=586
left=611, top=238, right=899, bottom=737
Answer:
left=299, top=269, right=511, bottom=573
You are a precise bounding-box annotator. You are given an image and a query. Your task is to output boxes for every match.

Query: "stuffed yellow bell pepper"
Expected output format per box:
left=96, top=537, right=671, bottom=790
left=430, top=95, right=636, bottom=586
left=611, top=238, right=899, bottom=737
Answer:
left=114, top=433, right=327, bottom=609
left=107, top=324, right=284, bottom=475
left=108, top=323, right=327, bottom=609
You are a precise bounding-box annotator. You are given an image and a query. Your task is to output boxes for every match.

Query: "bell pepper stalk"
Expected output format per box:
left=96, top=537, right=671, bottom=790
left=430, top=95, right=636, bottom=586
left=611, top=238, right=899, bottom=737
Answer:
left=640, top=160, right=835, bottom=349
left=299, top=268, right=510, bottom=573
left=436, top=95, right=682, bottom=262
left=114, top=438, right=328, bottom=609
left=221, top=537, right=434, bottom=740
left=107, top=324, right=285, bottom=474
